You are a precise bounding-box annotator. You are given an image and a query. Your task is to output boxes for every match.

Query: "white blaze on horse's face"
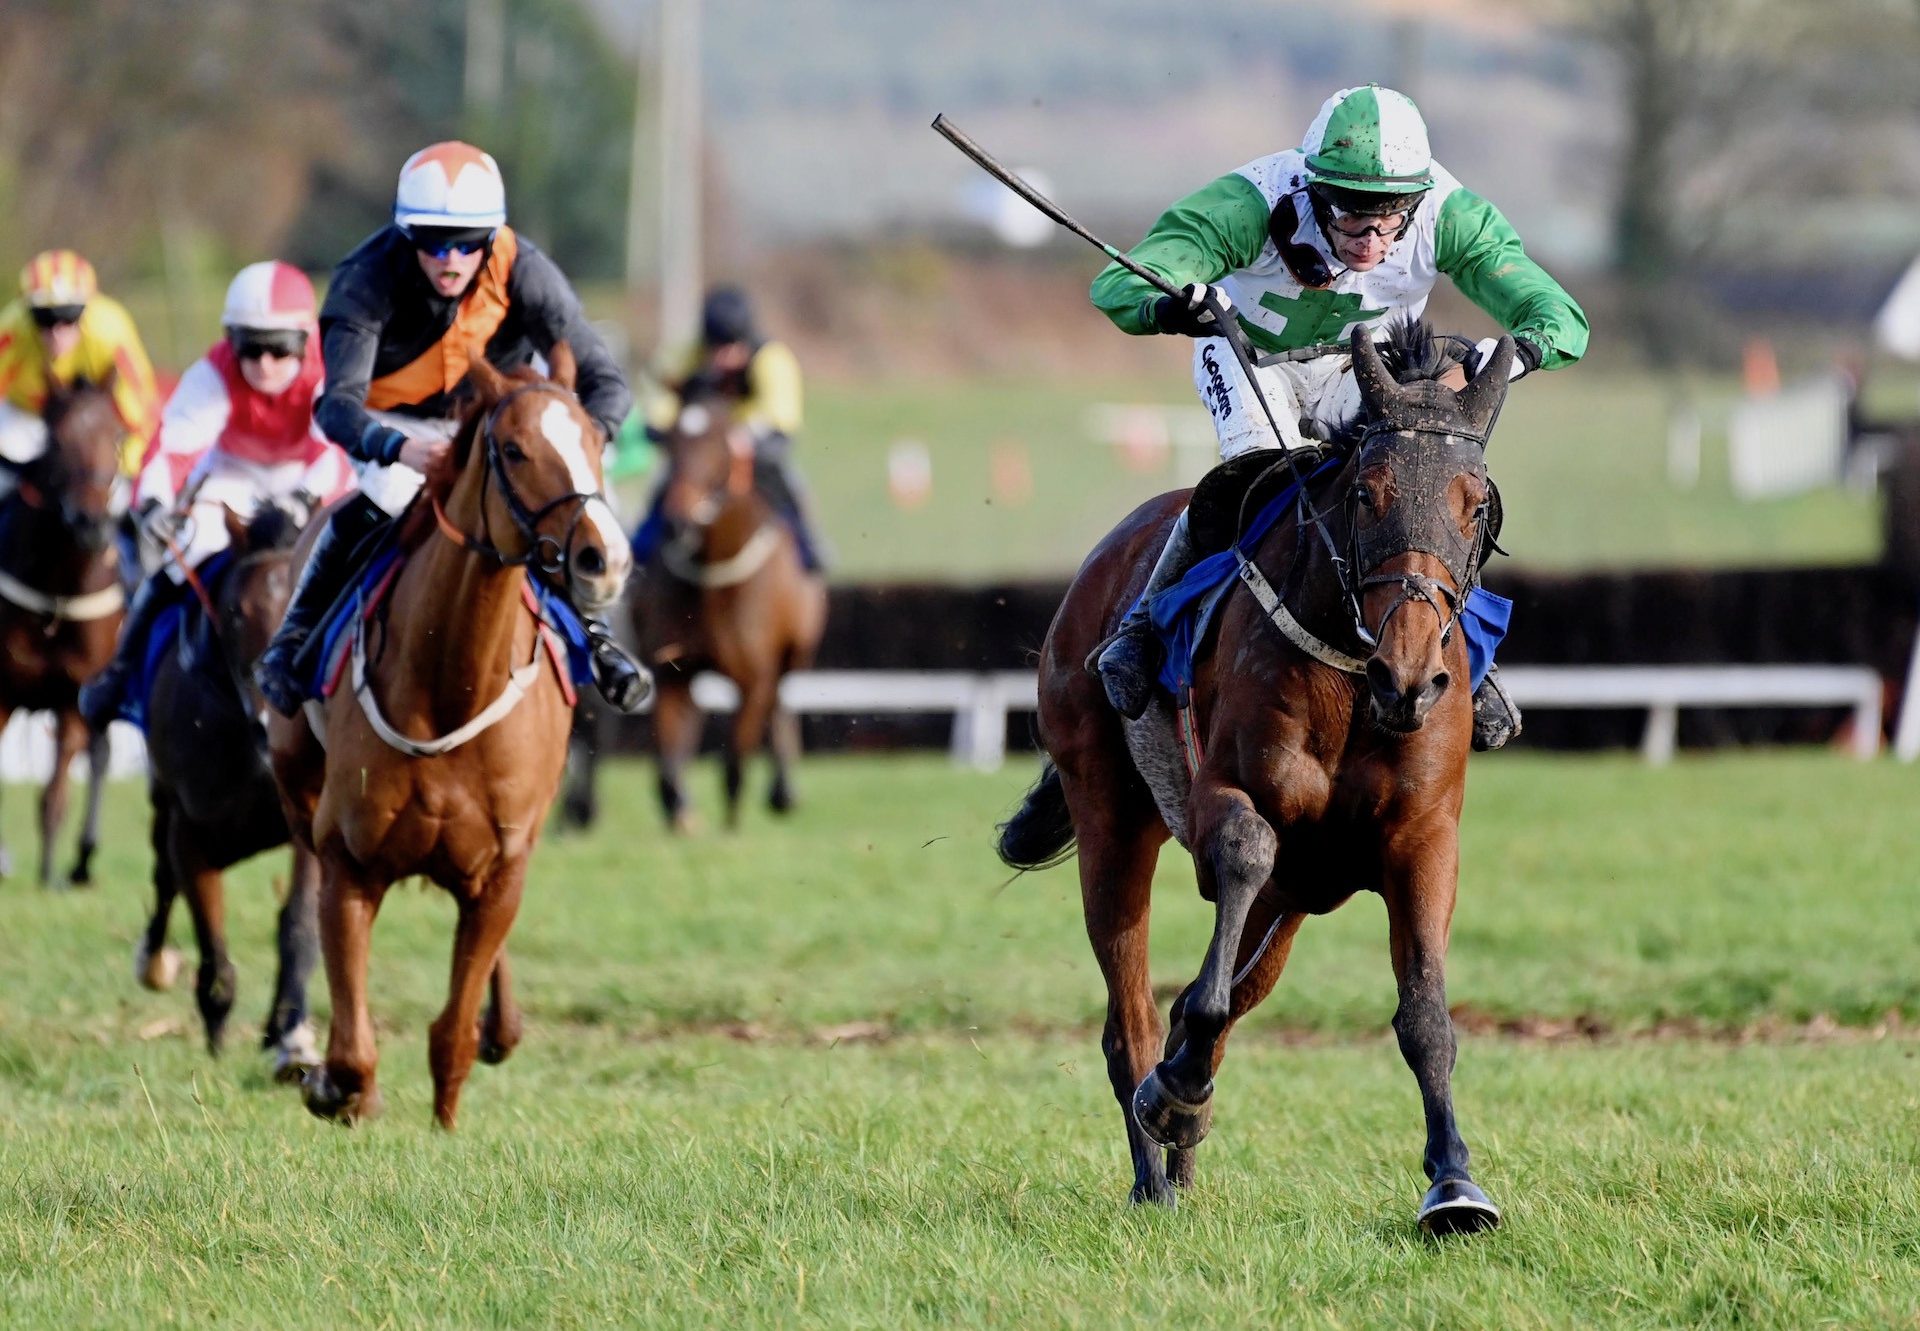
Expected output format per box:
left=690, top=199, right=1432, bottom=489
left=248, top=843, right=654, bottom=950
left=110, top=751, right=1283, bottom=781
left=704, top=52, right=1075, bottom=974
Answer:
left=536, top=397, right=631, bottom=603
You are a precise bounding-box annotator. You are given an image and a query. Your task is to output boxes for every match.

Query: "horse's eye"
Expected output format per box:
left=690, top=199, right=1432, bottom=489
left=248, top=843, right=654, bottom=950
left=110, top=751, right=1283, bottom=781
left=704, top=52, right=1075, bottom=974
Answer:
left=502, top=441, right=527, bottom=464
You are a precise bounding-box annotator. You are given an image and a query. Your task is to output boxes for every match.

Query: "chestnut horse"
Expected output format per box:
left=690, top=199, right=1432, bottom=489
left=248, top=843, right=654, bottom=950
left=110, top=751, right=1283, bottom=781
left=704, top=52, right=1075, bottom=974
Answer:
left=138, top=501, right=320, bottom=1078
left=0, top=382, right=123, bottom=887
left=629, top=400, right=825, bottom=829
left=1000, top=326, right=1513, bottom=1234
left=269, top=347, right=630, bottom=1128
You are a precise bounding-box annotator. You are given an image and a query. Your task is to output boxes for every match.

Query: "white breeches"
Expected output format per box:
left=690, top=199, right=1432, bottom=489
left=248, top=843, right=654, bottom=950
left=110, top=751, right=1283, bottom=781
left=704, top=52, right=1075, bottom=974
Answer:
left=163, top=450, right=350, bottom=584
left=0, top=400, right=49, bottom=467
left=1191, top=338, right=1362, bottom=460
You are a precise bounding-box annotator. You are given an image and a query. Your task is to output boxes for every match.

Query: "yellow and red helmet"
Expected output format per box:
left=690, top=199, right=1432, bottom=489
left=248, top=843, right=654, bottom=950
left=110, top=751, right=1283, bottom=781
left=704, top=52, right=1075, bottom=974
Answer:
left=19, top=249, right=98, bottom=314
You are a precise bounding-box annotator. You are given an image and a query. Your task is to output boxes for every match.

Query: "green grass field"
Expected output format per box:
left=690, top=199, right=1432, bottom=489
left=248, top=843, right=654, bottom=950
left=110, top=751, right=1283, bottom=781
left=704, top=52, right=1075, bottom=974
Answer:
left=3, top=752, right=1919, bottom=1328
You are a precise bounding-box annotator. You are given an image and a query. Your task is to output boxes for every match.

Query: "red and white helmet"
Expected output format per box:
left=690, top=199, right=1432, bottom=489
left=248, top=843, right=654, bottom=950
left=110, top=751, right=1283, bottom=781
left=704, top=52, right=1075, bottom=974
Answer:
left=221, top=261, right=316, bottom=333
left=393, top=141, right=508, bottom=229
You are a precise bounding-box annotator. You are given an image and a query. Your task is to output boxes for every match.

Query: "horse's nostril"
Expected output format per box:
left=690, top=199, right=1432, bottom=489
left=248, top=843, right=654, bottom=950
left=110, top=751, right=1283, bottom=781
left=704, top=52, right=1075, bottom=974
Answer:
left=575, top=547, right=606, bottom=576
left=1365, top=658, right=1398, bottom=702
left=1428, top=671, right=1450, bottom=698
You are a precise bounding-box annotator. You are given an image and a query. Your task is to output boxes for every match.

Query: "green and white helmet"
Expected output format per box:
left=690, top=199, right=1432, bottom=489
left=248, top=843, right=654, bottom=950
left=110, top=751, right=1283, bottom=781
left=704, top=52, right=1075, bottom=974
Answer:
left=1300, top=84, right=1434, bottom=199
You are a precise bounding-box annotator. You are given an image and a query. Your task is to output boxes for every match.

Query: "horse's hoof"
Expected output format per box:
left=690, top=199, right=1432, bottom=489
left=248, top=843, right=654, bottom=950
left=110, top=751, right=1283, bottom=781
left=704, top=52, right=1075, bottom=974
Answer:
left=135, top=941, right=184, bottom=992
left=478, top=1032, right=515, bottom=1065
left=1131, top=1068, right=1213, bottom=1150
left=768, top=784, right=795, bottom=815
left=1128, top=1177, right=1178, bottom=1209
left=270, top=1022, right=321, bottom=1084
left=1167, top=1147, right=1197, bottom=1190
left=302, top=1067, right=383, bottom=1125
left=668, top=809, right=701, bottom=836
left=1417, top=1178, right=1502, bottom=1237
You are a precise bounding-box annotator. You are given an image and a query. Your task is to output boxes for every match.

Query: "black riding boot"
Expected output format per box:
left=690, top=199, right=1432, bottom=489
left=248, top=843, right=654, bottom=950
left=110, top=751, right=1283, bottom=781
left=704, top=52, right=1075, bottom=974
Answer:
left=77, top=573, right=180, bottom=730
left=254, top=493, right=389, bottom=717
left=584, top=619, right=652, bottom=714
left=753, top=455, right=827, bottom=572
left=1471, top=665, right=1523, bottom=752
left=1088, top=510, right=1199, bottom=719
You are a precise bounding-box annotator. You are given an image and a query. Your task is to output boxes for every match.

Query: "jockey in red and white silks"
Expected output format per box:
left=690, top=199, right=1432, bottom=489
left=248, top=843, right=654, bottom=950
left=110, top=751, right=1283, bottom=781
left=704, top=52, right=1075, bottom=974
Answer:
left=80, top=261, right=354, bottom=727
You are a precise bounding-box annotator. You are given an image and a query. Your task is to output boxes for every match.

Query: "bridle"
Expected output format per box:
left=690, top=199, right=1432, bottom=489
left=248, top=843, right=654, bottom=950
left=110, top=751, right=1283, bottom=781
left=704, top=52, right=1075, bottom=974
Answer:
left=1341, top=417, right=1496, bottom=655
left=431, top=384, right=601, bottom=584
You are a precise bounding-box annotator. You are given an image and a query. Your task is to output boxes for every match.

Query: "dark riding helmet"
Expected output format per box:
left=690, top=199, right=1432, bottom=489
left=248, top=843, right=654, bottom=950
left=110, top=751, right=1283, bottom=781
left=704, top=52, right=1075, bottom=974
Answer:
left=701, top=286, right=757, bottom=348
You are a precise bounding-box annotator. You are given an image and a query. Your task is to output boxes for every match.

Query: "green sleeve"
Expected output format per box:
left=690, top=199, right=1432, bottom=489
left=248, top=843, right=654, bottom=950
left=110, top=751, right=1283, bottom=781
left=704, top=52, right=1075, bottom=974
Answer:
left=1435, top=188, right=1589, bottom=370
left=1090, top=173, right=1272, bottom=335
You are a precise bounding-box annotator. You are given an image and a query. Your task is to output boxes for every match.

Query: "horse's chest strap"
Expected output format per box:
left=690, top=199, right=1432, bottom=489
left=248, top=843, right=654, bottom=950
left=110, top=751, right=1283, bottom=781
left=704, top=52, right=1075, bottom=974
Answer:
left=1235, top=553, right=1367, bottom=675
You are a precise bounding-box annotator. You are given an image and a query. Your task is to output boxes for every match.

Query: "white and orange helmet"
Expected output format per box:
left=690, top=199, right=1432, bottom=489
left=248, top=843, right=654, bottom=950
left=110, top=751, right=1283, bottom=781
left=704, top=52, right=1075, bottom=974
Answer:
left=393, top=141, right=508, bottom=230
left=221, top=261, right=316, bottom=333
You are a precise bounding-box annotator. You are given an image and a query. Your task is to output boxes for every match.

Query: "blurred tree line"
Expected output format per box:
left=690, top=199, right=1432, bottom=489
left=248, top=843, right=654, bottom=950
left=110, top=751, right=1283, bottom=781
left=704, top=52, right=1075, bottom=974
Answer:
left=0, top=0, right=636, bottom=285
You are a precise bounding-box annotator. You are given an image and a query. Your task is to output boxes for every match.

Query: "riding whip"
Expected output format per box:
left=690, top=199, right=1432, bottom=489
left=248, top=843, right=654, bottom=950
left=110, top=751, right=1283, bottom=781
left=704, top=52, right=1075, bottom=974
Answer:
left=930, top=114, right=1357, bottom=601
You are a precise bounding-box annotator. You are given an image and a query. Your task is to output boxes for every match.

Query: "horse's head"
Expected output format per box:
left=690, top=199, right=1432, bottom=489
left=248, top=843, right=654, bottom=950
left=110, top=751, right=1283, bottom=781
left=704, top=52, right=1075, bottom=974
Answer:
left=1345, top=326, right=1510, bottom=734
left=451, top=344, right=632, bottom=613
left=34, top=379, right=122, bottom=552
left=216, top=502, right=303, bottom=717
left=657, top=394, right=749, bottom=534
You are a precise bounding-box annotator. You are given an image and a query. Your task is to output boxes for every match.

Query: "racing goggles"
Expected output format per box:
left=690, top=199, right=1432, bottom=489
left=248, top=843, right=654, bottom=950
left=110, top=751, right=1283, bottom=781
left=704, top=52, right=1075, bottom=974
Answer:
left=403, top=225, right=497, bottom=259
left=29, top=304, right=86, bottom=330
left=229, top=327, right=309, bottom=362
left=1324, top=205, right=1413, bottom=242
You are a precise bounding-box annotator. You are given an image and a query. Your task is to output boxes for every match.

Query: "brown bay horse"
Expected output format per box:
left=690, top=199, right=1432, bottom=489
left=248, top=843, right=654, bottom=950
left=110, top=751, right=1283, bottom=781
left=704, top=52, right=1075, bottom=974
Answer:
left=630, top=400, right=825, bottom=829
left=999, top=326, right=1513, bottom=1233
left=268, top=346, right=630, bottom=1128
left=138, top=502, right=320, bottom=1078
left=0, top=382, right=124, bottom=887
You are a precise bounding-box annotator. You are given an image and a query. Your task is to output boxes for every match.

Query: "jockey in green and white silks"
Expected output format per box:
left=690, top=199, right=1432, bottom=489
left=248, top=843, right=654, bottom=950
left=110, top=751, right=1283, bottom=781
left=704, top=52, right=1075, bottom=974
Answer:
left=1088, top=84, right=1588, bottom=745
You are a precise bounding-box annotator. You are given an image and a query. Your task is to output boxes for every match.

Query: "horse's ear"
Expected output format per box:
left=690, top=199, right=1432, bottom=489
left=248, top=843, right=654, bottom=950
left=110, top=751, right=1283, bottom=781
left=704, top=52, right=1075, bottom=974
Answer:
left=1349, top=326, right=1402, bottom=419
left=221, top=503, right=249, bottom=553
left=1456, top=334, right=1515, bottom=438
left=547, top=341, right=577, bottom=392
left=466, top=346, right=511, bottom=407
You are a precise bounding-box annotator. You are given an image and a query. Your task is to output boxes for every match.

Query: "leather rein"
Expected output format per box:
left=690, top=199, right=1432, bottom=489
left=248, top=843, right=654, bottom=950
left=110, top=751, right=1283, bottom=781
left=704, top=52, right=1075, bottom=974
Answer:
left=429, top=384, right=600, bottom=583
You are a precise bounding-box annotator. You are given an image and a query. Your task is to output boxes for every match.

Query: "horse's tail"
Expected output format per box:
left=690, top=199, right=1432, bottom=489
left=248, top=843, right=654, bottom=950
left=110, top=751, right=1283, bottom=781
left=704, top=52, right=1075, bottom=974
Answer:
left=995, top=761, right=1077, bottom=871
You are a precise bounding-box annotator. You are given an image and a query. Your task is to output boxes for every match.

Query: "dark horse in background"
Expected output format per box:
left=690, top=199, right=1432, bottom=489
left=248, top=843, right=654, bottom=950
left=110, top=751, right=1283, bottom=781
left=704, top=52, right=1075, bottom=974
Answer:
left=136, top=502, right=320, bottom=1078
left=0, top=381, right=124, bottom=887
left=1000, top=324, right=1513, bottom=1234
left=625, top=398, right=826, bottom=830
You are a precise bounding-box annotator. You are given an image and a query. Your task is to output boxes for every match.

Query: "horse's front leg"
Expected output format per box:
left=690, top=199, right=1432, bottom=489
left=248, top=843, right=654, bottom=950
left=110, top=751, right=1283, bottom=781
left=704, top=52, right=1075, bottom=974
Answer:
left=264, top=843, right=322, bottom=1082
left=1134, top=781, right=1277, bottom=1152
left=478, top=948, right=523, bottom=1065
left=68, top=722, right=109, bottom=885
left=305, top=855, right=388, bottom=1125
left=1384, top=822, right=1500, bottom=1236
left=38, top=709, right=87, bottom=888
left=135, top=795, right=184, bottom=990
left=428, top=858, right=527, bottom=1129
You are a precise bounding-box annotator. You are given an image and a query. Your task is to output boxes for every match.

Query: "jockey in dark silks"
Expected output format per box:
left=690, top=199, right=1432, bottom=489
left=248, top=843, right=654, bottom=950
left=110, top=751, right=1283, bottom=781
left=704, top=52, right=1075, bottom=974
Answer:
left=636, top=287, right=826, bottom=573
left=252, top=140, right=651, bottom=717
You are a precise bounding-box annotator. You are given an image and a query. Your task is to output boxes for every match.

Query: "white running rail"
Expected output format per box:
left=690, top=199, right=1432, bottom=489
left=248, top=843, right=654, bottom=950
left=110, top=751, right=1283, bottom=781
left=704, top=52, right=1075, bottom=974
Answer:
left=0, top=664, right=1895, bottom=779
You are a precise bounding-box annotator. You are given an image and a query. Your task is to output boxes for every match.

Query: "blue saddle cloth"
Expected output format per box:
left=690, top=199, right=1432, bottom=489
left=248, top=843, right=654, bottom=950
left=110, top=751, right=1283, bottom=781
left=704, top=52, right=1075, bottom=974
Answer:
left=630, top=491, right=823, bottom=573
left=1140, top=461, right=1510, bottom=700
left=301, top=546, right=595, bottom=703
left=120, top=551, right=235, bottom=732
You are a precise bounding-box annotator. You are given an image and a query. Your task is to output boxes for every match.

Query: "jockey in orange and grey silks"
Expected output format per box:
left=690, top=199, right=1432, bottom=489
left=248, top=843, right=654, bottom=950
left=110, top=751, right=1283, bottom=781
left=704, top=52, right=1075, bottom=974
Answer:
left=252, top=141, right=649, bottom=720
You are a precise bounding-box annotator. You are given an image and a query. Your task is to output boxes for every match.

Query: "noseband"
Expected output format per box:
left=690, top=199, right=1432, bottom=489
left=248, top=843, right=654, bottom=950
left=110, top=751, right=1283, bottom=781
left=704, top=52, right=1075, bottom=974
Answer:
left=432, top=384, right=601, bottom=582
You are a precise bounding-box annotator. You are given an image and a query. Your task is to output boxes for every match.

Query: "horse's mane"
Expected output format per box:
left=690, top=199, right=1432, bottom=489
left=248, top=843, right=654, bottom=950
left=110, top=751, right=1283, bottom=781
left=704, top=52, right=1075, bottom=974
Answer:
left=1325, top=318, right=1458, bottom=448
left=243, top=502, right=302, bottom=553
left=395, top=363, right=551, bottom=551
